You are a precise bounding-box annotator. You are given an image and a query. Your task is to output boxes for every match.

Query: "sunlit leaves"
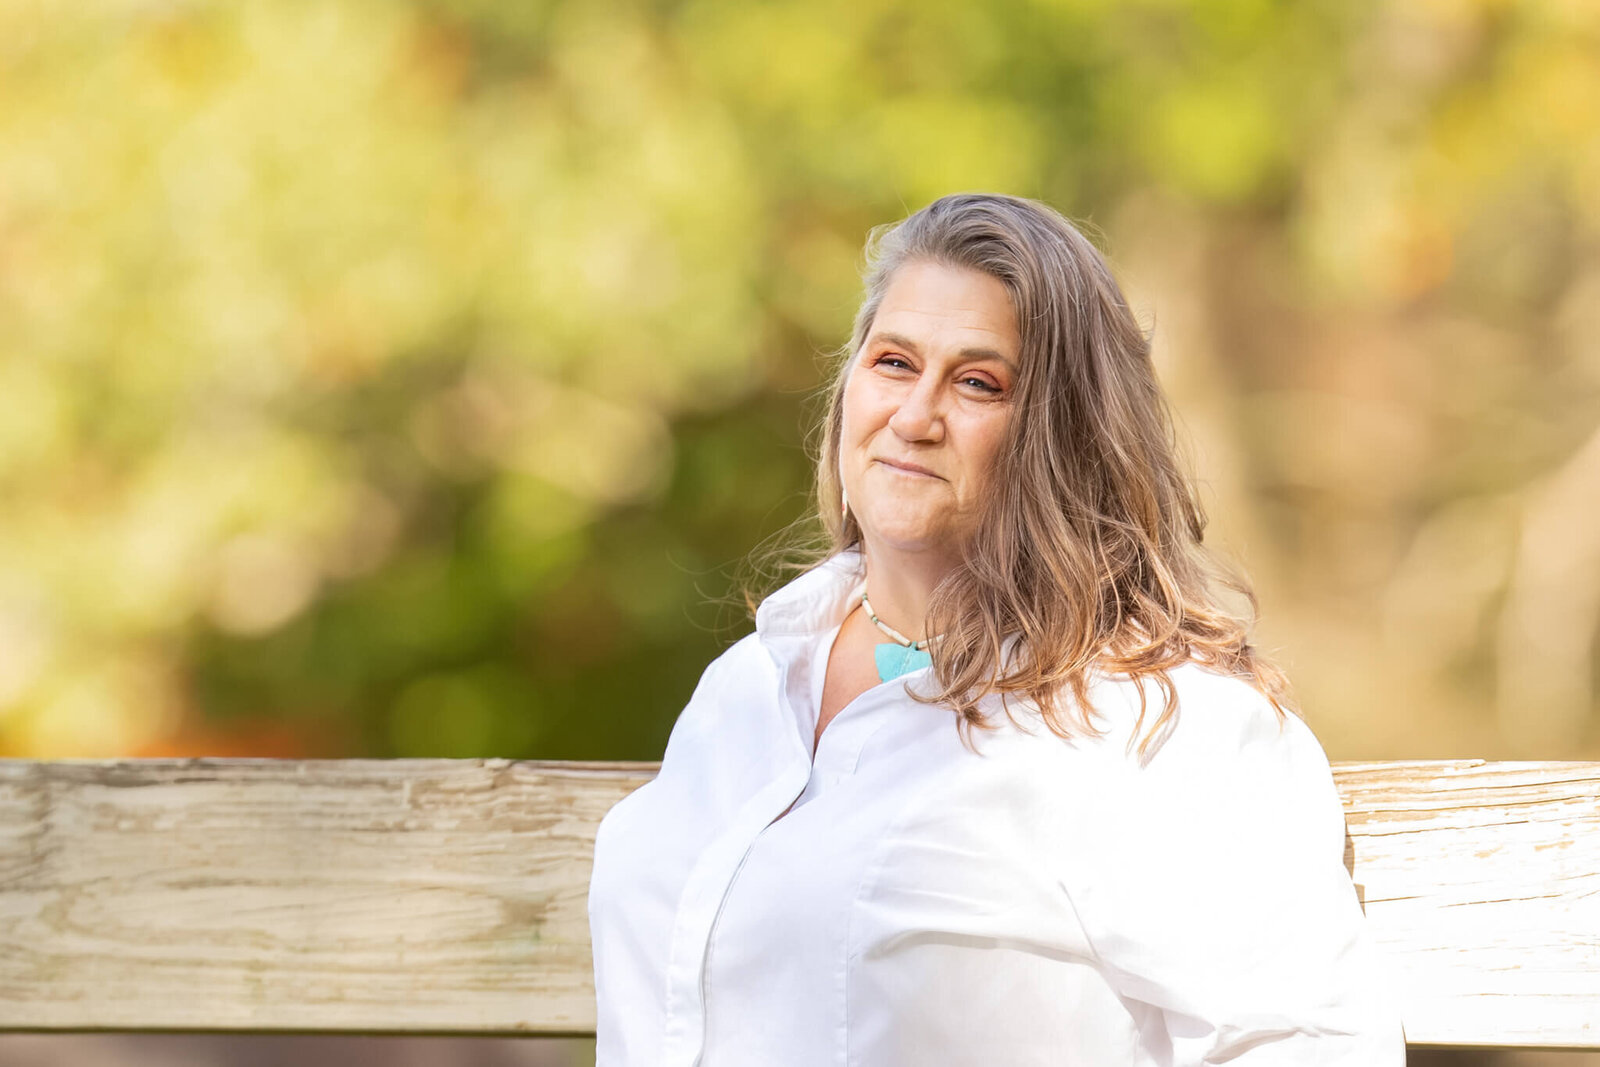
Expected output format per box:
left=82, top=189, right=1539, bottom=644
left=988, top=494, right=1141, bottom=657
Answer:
left=1, top=0, right=1596, bottom=760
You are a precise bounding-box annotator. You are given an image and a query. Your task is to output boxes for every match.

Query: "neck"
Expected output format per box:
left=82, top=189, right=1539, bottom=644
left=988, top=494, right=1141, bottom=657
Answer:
left=858, top=541, right=959, bottom=644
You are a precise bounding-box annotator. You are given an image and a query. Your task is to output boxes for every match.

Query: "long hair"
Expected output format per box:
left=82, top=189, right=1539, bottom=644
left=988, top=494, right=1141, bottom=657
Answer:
left=779, top=192, right=1294, bottom=755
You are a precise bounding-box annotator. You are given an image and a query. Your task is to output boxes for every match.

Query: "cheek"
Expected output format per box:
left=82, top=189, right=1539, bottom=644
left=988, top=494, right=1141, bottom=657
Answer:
left=963, top=417, right=1012, bottom=482
left=840, top=373, right=884, bottom=443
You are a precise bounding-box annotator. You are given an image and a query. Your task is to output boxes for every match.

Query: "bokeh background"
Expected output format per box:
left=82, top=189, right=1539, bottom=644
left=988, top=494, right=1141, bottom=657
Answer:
left=3, top=0, right=1596, bottom=1063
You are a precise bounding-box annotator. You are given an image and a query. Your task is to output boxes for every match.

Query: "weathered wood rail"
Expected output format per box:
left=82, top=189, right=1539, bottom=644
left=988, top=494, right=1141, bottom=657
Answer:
left=0, top=758, right=1596, bottom=1049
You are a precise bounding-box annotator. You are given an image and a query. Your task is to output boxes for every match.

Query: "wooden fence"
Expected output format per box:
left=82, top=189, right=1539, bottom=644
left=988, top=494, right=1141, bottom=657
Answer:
left=1, top=757, right=1596, bottom=1050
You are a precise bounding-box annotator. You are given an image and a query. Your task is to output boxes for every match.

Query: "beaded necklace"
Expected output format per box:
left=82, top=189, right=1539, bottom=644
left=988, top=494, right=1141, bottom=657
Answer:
left=860, top=591, right=941, bottom=682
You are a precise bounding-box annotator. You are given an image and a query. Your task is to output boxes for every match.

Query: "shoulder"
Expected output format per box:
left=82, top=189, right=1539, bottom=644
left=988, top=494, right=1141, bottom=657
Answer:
left=693, top=630, right=770, bottom=693
left=678, top=630, right=773, bottom=718
left=1040, top=660, right=1345, bottom=856
left=1032, top=666, right=1400, bottom=1059
left=658, top=630, right=772, bottom=754
left=1071, top=660, right=1311, bottom=770
left=1025, top=660, right=1342, bottom=837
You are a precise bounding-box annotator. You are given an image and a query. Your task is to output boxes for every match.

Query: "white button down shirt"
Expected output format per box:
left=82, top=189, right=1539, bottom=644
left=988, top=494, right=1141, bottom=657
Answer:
left=587, top=548, right=1404, bottom=1065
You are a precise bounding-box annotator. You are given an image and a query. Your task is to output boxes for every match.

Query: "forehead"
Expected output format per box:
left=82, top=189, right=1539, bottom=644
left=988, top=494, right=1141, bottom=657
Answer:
left=870, top=261, right=1020, bottom=357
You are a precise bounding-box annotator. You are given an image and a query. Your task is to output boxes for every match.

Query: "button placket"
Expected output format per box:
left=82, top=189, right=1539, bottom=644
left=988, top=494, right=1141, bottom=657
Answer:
left=660, top=759, right=809, bottom=1067
left=690, top=703, right=883, bottom=1066
left=672, top=623, right=906, bottom=1065
left=809, top=686, right=892, bottom=797
left=660, top=663, right=815, bottom=1067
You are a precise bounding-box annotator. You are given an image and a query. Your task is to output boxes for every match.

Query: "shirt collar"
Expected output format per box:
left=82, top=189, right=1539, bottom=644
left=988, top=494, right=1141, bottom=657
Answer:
left=755, top=546, right=868, bottom=640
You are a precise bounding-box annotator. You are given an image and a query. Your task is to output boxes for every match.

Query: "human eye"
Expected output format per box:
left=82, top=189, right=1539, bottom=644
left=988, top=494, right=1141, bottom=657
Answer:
left=960, top=374, right=1002, bottom=395
left=873, top=353, right=913, bottom=371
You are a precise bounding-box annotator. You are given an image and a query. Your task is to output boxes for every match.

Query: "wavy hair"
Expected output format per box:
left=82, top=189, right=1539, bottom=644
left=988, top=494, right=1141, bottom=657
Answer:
left=766, top=192, right=1295, bottom=756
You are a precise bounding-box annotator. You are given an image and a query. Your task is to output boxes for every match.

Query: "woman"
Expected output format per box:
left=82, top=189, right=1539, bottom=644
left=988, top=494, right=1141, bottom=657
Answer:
left=587, top=193, right=1404, bottom=1065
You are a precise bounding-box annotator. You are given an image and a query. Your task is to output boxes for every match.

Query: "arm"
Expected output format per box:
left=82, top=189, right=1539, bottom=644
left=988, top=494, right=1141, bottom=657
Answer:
left=1057, top=670, right=1406, bottom=1065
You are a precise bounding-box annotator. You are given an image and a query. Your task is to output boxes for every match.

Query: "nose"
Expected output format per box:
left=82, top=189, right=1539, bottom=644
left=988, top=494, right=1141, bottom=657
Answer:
left=887, top=375, right=945, bottom=443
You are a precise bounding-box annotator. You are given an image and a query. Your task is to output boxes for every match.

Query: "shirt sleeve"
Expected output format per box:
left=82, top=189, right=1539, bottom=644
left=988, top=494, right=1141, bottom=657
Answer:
left=1055, top=669, right=1406, bottom=1065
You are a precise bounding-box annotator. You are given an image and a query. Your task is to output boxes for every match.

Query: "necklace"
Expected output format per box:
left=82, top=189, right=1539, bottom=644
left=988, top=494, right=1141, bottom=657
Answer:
left=860, top=591, right=940, bottom=682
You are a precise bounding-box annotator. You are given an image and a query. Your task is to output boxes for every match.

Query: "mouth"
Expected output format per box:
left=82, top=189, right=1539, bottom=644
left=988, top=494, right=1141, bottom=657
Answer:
left=875, top=458, right=942, bottom=479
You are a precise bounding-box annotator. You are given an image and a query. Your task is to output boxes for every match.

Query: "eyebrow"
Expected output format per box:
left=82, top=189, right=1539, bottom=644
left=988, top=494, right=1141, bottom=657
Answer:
left=865, top=331, right=1018, bottom=374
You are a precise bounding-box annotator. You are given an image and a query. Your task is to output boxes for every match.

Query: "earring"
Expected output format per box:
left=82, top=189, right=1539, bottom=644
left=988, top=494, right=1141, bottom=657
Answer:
left=841, top=487, right=850, bottom=523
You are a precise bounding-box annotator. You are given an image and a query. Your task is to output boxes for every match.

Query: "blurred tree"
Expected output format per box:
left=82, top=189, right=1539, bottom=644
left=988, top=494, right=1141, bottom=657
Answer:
left=0, top=0, right=1595, bottom=761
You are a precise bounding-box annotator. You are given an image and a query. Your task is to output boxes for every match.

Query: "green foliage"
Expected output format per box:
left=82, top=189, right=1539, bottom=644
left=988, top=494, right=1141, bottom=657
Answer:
left=2, top=0, right=1596, bottom=759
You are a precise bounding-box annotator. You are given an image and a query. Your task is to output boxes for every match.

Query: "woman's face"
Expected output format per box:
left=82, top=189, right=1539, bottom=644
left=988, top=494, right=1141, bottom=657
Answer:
left=839, top=259, right=1021, bottom=565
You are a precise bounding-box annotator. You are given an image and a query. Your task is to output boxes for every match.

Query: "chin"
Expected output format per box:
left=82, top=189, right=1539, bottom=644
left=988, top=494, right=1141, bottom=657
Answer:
left=859, top=520, right=957, bottom=557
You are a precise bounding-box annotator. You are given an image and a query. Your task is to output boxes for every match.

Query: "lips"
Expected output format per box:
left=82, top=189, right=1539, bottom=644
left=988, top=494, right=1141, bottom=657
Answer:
left=875, top=458, right=942, bottom=479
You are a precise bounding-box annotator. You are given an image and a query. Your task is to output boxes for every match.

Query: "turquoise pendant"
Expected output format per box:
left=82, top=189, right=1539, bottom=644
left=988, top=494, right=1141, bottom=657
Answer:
left=875, top=642, right=932, bottom=682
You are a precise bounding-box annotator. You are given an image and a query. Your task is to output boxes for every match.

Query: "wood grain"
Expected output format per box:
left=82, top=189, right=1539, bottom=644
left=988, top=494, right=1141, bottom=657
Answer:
left=1334, top=759, right=1600, bottom=1049
left=0, top=758, right=653, bottom=1035
left=1, top=757, right=1596, bottom=1045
